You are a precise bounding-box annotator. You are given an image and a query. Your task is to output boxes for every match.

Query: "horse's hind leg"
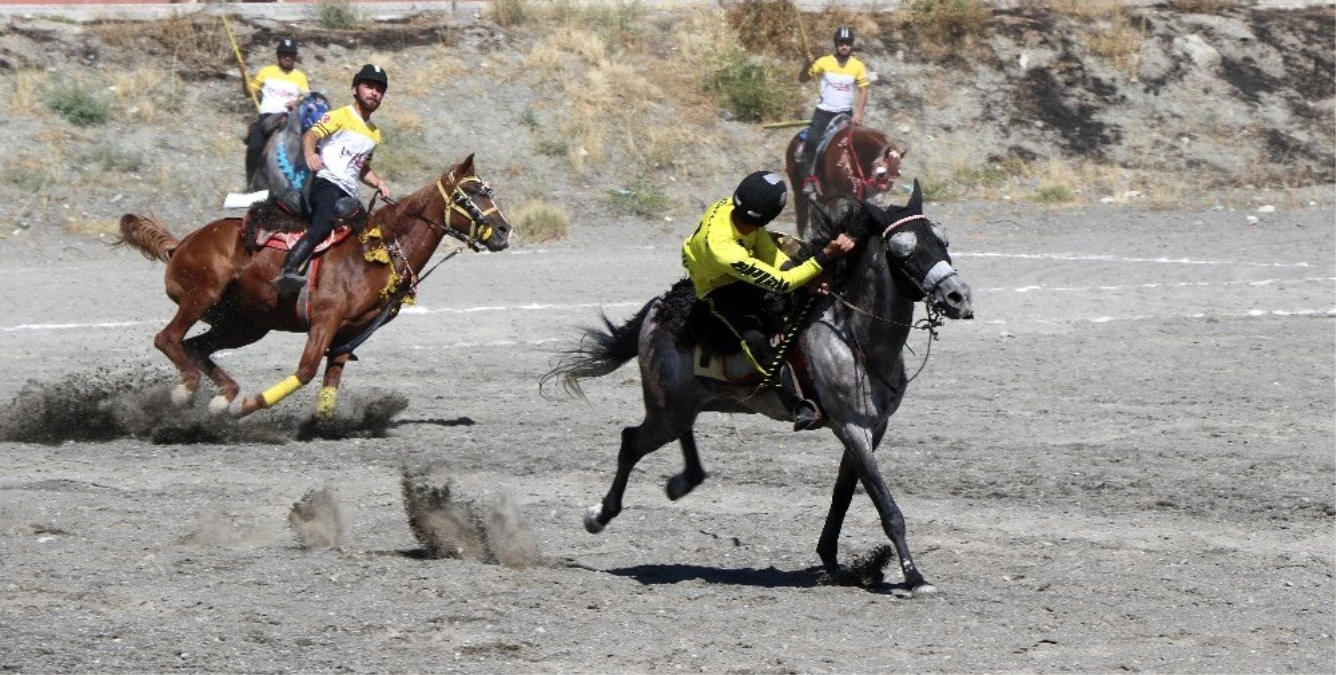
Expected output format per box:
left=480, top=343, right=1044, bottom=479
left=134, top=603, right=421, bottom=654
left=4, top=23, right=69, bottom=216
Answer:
left=181, top=321, right=270, bottom=414
left=154, top=298, right=220, bottom=406
left=585, top=415, right=692, bottom=534
left=666, top=429, right=706, bottom=501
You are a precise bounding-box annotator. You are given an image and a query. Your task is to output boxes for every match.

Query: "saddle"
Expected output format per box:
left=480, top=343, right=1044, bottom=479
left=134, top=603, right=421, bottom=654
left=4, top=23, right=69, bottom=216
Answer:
left=241, top=196, right=369, bottom=254
left=797, top=114, right=853, bottom=196
left=658, top=233, right=814, bottom=384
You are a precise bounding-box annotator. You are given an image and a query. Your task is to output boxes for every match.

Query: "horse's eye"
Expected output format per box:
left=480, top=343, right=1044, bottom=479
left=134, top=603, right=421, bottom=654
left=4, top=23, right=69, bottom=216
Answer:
left=887, top=231, right=916, bottom=257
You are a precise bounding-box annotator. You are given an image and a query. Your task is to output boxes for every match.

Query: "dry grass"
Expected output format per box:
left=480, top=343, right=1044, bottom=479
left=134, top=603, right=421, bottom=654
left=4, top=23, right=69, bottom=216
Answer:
left=512, top=199, right=569, bottom=242
left=111, top=67, right=182, bottom=122
left=10, top=71, right=48, bottom=117
left=899, top=0, right=992, bottom=60
left=92, top=15, right=229, bottom=70
left=1079, top=14, right=1143, bottom=74
left=1168, top=0, right=1242, bottom=13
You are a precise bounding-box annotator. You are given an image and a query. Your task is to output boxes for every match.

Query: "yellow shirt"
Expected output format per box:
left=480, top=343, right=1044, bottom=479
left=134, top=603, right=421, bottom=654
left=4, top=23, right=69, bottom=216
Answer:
left=682, top=198, right=824, bottom=298
left=310, top=105, right=382, bottom=197
left=248, top=65, right=310, bottom=115
left=807, top=54, right=869, bottom=113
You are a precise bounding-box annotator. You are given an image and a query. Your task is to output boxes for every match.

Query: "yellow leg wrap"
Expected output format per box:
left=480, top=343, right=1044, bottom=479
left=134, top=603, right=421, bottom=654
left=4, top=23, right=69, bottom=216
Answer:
left=260, top=375, right=303, bottom=407
left=316, top=385, right=338, bottom=419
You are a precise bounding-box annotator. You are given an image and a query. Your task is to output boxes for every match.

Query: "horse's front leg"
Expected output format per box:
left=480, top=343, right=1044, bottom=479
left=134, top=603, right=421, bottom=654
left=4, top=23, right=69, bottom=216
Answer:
left=315, top=352, right=354, bottom=419
left=235, top=315, right=342, bottom=417
left=665, top=429, right=706, bottom=501
left=829, top=421, right=935, bottom=595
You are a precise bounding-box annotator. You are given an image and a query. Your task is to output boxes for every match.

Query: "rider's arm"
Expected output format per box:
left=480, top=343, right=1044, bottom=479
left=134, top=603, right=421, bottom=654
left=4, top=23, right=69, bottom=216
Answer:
left=707, top=222, right=827, bottom=294
left=302, top=129, right=324, bottom=172
left=798, top=58, right=813, bottom=83
left=360, top=160, right=389, bottom=198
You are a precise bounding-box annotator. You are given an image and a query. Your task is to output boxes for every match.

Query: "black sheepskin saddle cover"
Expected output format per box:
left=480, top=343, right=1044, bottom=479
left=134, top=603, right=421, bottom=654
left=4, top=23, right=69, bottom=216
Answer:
left=653, top=278, right=791, bottom=357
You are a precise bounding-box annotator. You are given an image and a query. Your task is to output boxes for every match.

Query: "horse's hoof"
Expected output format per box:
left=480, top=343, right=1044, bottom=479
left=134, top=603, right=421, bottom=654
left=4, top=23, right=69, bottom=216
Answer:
left=229, top=396, right=253, bottom=418
left=171, top=384, right=195, bottom=407
left=207, top=395, right=233, bottom=416
left=912, top=583, right=939, bottom=597
left=583, top=505, right=606, bottom=534
left=665, top=474, right=696, bottom=501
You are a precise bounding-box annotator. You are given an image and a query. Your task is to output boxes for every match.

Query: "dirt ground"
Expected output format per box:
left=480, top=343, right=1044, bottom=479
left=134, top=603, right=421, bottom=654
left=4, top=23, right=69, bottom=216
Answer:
left=0, top=196, right=1332, bottom=672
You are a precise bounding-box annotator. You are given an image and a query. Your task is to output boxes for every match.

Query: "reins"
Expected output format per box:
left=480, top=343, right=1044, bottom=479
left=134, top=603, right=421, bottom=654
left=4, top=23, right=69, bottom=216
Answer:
left=326, top=174, right=493, bottom=357
left=827, top=212, right=947, bottom=384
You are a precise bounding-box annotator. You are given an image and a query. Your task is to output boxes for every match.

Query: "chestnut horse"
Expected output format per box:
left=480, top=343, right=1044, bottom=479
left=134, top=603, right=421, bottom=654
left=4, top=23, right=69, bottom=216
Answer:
left=784, top=118, right=906, bottom=238
left=116, top=154, right=511, bottom=419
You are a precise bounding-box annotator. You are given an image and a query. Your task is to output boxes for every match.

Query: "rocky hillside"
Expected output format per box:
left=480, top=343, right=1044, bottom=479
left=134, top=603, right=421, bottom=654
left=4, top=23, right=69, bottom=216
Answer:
left=0, top=2, right=1331, bottom=250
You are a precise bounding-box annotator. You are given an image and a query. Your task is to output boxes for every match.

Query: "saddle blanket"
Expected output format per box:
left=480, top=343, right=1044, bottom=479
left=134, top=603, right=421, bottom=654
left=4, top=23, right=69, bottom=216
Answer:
left=693, top=347, right=762, bottom=384
left=253, top=225, right=353, bottom=254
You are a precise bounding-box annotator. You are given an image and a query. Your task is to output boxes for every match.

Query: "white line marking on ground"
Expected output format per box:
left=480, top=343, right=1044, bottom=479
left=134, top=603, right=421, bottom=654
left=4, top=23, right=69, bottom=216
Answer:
left=978, top=276, right=1336, bottom=293
left=1, top=321, right=144, bottom=332
left=955, top=252, right=1314, bottom=268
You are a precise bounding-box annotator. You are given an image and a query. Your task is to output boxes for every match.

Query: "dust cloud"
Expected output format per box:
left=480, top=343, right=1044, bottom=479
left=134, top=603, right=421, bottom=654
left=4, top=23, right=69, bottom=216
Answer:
left=400, top=461, right=542, bottom=569
left=0, top=366, right=408, bottom=444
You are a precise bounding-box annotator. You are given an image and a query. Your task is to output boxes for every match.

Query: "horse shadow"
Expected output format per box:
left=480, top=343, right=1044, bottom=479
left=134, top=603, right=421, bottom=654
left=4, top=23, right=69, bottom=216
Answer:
left=570, top=558, right=917, bottom=595
left=392, top=417, right=476, bottom=428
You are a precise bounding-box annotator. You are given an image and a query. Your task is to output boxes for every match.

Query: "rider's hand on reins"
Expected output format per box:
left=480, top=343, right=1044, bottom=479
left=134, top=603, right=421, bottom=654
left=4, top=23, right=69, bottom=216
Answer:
left=823, top=233, right=855, bottom=259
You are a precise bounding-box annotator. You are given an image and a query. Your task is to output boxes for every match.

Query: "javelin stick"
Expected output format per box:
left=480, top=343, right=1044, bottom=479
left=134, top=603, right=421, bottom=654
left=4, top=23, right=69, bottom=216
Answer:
left=222, top=15, right=260, bottom=112
left=791, top=0, right=813, bottom=62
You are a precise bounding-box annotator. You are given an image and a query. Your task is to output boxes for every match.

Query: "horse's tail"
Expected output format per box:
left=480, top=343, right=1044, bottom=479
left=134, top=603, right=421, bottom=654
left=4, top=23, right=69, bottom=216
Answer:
left=540, top=299, right=653, bottom=401
left=114, top=213, right=178, bottom=263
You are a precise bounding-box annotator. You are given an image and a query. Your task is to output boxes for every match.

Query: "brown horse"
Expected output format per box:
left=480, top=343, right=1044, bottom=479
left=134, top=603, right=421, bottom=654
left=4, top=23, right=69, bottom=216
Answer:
left=784, top=119, right=906, bottom=238
left=116, top=153, right=511, bottom=419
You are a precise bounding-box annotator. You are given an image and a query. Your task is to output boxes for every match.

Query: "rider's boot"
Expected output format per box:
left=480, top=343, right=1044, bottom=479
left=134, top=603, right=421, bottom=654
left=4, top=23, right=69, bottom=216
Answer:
left=779, top=364, right=822, bottom=431
left=744, top=329, right=822, bottom=432
left=272, top=235, right=316, bottom=299
left=798, top=150, right=820, bottom=196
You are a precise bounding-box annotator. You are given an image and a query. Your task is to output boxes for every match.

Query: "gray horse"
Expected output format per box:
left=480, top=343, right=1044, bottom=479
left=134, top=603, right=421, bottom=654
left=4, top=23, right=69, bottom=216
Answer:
left=543, top=181, right=973, bottom=594
left=247, top=92, right=330, bottom=196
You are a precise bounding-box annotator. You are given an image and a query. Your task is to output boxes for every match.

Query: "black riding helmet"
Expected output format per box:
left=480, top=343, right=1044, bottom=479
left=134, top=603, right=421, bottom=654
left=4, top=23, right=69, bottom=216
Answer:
left=834, top=26, right=854, bottom=45
left=277, top=37, right=298, bottom=56
left=732, top=171, right=787, bottom=227
left=352, top=63, right=389, bottom=91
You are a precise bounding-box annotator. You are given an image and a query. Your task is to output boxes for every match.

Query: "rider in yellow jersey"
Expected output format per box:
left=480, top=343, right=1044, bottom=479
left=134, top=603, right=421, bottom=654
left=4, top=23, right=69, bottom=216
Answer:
left=273, top=64, right=391, bottom=299
left=796, top=26, right=870, bottom=195
left=682, top=171, right=854, bottom=430
left=244, top=38, right=310, bottom=185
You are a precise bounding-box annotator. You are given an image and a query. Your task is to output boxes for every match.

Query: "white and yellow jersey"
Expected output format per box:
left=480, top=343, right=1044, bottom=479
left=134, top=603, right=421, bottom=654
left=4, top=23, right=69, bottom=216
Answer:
left=807, top=54, right=869, bottom=113
left=248, top=65, right=310, bottom=115
left=310, top=105, right=381, bottom=196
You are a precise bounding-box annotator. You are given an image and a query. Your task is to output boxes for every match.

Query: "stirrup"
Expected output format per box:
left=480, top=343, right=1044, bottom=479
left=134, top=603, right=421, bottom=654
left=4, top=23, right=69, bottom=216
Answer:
left=801, top=175, right=820, bottom=195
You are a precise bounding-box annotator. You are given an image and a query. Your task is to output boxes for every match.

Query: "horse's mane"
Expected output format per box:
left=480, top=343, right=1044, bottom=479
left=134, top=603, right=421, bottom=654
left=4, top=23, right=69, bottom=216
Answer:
left=796, top=196, right=880, bottom=284
left=371, top=176, right=443, bottom=233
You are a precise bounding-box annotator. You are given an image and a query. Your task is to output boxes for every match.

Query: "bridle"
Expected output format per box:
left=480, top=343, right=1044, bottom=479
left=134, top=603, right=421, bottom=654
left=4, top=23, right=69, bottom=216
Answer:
left=383, top=171, right=500, bottom=253
left=838, top=125, right=899, bottom=199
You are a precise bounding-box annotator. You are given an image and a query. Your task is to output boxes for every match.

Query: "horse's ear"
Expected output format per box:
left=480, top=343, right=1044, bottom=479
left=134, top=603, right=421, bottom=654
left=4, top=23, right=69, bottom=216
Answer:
left=908, top=179, right=923, bottom=212
left=458, top=153, right=476, bottom=175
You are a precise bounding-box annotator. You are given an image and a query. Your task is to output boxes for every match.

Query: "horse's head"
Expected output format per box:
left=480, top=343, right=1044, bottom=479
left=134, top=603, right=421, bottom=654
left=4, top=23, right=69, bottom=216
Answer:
left=437, top=153, right=512, bottom=252
left=813, top=182, right=972, bottom=320
left=850, top=128, right=906, bottom=207
left=297, top=92, right=331, bottom=133
left=874, top=180, right=972, bottom=319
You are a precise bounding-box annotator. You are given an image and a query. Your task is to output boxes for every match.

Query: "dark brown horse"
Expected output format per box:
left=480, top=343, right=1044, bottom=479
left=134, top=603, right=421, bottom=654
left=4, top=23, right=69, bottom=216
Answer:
left=116, top=154, right=511, bottom=419
left=785, top=119, right=905, bottom=237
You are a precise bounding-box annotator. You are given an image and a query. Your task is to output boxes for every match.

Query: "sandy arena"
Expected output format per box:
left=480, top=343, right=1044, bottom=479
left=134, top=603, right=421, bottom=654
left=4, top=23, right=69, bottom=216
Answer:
left=0, top=198, right=1332, bottom=672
